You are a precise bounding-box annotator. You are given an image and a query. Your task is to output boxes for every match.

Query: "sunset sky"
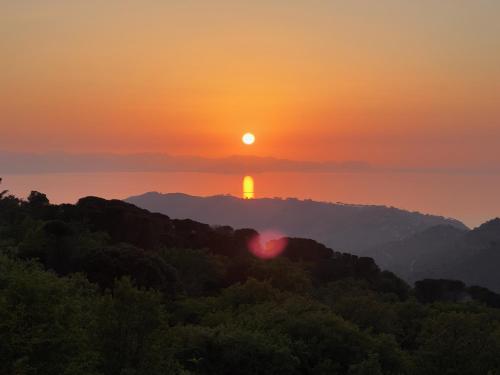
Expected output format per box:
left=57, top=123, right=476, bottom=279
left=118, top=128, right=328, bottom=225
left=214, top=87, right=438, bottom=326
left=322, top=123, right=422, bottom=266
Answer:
left=2, top=1, right=500, bottom=168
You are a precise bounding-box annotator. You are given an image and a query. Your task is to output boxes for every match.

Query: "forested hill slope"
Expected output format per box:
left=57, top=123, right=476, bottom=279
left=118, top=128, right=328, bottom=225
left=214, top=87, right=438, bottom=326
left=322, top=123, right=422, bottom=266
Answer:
left=2, top=191, right=500, bottom=375
left=126, top=192, right=468, bottom=254
left=0, top=191, right=408, bottom=296
left=364, top=219, right=500, bottom=292
left=48, top=195, right=403, bottom=292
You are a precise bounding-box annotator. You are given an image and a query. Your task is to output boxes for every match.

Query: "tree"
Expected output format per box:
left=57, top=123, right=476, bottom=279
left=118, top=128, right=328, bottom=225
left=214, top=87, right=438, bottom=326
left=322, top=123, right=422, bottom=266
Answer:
left=82, top=244, right=178, bottom=295
left=169, top=325, right=298, bottom=375
left=415, top=311, right=500, bottom=375
left=27, top=191, right=49, bottom=206
left=247, top=257, right=312, bottom=294
left=159, top=247, right=225, bottom=296
left=94, top=277, right=180, bottom=375
left=0, top=255, right=100, bottom=375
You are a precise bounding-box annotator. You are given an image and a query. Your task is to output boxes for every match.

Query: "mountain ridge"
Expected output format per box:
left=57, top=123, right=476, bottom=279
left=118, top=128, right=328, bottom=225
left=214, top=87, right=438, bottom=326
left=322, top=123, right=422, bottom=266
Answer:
left=364, top=218, right=500, bottom=291
left=126, top=192, right=468, bottom=255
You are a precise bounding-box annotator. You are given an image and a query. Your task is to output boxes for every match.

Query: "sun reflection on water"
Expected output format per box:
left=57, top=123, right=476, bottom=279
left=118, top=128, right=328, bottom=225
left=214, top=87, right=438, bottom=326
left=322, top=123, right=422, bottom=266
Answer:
left=243, top=175, right=254, bottom=199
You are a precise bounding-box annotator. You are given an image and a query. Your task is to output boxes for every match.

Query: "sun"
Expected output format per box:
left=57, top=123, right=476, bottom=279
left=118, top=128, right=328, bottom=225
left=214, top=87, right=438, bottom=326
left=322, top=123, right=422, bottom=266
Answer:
left=242, top=132, right=255, bottom=145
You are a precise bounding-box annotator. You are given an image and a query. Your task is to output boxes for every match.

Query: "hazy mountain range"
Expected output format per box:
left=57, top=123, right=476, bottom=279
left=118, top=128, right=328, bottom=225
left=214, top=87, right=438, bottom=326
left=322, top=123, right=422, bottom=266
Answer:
left=0, top=151, right=371, bottom=174
left=127, top=192, right=500, bottom=291
left=2, top=151, right=497, bottom=175
left=364, top=219, right=500, bottom=292
left=126, top=192, right=467, bottom=254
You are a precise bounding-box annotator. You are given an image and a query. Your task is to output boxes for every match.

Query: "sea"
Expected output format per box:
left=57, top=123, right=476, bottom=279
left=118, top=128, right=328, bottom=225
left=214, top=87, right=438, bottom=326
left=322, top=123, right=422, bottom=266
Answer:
left=2, top=171, right=500, bottom=228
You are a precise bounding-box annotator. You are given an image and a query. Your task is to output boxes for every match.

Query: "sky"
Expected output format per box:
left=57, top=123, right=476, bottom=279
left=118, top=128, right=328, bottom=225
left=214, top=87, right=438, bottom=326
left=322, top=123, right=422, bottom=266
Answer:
left=1, top=0, right=500, bottom=169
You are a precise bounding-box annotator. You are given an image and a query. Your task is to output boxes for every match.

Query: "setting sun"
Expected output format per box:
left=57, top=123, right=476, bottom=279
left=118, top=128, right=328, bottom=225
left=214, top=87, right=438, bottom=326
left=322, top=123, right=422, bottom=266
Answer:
left=242, top=133, right=255, bottom=145
left=2, top=2, right=500, bottom=372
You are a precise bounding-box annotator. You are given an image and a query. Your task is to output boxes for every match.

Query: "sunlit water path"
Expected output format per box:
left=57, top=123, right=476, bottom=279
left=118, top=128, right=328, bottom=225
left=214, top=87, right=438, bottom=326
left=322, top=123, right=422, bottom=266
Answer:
left=3, top=171, right=500, bottom=228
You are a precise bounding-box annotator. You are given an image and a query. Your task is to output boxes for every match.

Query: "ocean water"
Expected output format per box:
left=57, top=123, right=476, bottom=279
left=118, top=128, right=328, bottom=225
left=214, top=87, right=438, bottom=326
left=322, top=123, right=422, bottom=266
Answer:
left=2, top=171, right=499, bottom=228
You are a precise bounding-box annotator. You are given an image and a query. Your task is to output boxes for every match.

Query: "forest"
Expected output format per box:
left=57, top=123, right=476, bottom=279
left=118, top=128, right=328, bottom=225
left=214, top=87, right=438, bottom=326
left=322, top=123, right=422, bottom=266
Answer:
left=2, top=190, right=500, bottom=375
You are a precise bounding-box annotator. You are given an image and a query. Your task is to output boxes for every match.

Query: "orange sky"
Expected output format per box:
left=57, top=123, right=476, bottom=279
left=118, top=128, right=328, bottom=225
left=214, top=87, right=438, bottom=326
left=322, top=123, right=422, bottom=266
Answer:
left=1, top=1, right=499, bottom=168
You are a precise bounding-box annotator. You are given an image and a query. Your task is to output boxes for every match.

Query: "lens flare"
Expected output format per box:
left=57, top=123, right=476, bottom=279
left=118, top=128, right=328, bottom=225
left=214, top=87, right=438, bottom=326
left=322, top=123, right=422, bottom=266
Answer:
left=247, top=230, right=288, bottom=259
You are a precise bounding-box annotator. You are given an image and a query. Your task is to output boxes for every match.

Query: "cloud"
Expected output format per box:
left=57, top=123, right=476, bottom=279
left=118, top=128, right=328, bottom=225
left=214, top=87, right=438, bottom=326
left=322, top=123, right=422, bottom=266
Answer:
left=0, top=151, right=497, bottom=175
left=0, top=151, right=372, bottom=174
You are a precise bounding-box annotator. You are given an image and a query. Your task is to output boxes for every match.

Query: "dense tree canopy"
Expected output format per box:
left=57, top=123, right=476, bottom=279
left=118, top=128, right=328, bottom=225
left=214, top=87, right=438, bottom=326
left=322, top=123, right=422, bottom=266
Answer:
left=2, top=191, right=500, bottom=374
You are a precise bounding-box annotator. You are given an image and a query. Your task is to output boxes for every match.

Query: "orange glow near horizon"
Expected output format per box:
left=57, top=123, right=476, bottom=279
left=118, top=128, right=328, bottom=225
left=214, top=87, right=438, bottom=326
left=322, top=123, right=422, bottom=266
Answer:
left=1, top=2, right=500, bottom=167
left=243, top=176, right=255, bottom=199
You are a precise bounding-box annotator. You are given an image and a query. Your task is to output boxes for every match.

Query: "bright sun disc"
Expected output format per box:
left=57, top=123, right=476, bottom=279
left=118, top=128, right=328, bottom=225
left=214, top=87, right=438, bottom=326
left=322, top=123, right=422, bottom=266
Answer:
left=242, top=132, right=255, bottom=145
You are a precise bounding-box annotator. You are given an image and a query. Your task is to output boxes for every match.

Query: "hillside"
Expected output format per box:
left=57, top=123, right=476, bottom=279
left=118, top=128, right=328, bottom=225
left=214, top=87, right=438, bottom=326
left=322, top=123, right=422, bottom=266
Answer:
left=3, top=191, right=500, bottom=374
left=365, top=219, right=500, bottom=292
left=126, top=192, right=468, bottom=254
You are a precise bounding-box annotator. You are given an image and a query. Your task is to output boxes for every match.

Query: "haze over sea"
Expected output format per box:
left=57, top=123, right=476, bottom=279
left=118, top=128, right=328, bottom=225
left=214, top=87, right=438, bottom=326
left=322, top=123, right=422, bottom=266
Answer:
left=4, top=170, right=499, bottom=228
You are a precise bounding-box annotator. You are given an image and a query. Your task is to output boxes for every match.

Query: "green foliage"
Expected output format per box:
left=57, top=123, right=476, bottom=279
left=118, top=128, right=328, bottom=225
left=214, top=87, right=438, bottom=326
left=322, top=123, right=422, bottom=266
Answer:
left=169, top=325, right=298, bottom=375
left=3, top=191, right=500, bottom=374
left=82, top=244, right=178, bottom=295
left=0, top=255, right=100, bottom=375
left=415, top=311, right=500, bottom=375
left=159, top=247, right=225, bottom=296
left=247, top=257, right=313, bottom=294
left=18, top=220, right=95, bottom=275
left=95, top=277, right=180, bottom=375
left=348, top=353, right=383, bottom=375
